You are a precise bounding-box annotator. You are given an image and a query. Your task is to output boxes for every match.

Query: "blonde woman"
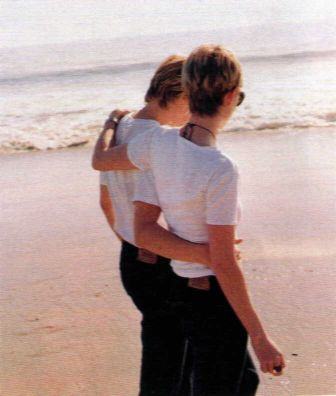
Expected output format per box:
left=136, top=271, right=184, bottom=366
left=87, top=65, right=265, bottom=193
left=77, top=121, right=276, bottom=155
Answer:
left=93, top=45, right=285, bottom=395
left=95, top=56, right=213, bottom=396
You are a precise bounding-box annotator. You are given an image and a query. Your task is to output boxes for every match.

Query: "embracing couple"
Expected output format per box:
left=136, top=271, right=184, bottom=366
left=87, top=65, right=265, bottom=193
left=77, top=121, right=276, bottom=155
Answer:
left=92, top=44, right=285, bottom=396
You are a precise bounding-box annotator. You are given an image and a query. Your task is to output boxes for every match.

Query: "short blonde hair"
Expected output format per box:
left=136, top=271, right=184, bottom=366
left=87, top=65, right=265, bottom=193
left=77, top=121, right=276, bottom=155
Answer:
left=182, top=45, right=242, bottom=116
left=145, top=55, right=185, bottom=107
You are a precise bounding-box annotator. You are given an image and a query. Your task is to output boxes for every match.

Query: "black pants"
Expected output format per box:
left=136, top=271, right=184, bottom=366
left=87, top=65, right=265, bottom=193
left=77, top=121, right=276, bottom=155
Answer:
left=119, top=241, right=191, bottom=396
left=169, top=274, right=260, bottom=396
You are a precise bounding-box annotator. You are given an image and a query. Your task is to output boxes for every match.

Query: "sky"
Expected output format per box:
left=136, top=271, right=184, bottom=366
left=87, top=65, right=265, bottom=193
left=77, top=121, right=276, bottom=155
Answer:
left=1, top=0, right=335, bottom=48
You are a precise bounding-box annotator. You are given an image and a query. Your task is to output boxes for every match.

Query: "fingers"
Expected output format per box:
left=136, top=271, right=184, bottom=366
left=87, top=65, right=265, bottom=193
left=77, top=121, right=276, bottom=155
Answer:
left=260, top=354, right=285, bottom=376
left=261, top=362, right=282, bottom=376
left=280, top=354, right=286, bottom=368
left=234, top=237, right=243, bottom=260
left=104, top=109, right=130, bottom=132
left=109, top=109, right=130, bottom=121
left=270, top=355, right=286, bottom=376
left=273, top=354, right=286, bottom=376
left=103, top=120, right=117, bottom=132
left=260, top=362, right=268, bottom=373
left=266, top=361, right=275, bottom=374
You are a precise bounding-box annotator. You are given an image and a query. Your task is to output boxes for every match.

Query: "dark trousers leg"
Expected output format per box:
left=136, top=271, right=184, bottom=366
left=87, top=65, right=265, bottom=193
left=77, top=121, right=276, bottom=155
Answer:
left=175, top=278, right=259, bottom=396
left=237, top=352, right=259, bottom=396
left=140, top=314, right=190, bottom=396
left=119, top=241, right=191, bottom=396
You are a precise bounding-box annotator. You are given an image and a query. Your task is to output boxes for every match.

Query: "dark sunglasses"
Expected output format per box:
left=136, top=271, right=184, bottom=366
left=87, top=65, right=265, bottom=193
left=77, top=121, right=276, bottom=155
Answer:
left=224, top=88, right=245, bottom=107
left=237, top=91, right=245, bottom=107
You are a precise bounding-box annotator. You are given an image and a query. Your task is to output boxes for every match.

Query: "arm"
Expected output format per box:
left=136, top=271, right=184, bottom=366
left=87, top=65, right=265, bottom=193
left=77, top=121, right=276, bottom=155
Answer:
left=134, top=201, right=211, bottom=265
left=92, top=130, right=137, bottom=171
left=100, top=184, right=122, bottom=241
left=208, top=224, right=285, bottom=375
left=92, top=110, right=138, bottom=171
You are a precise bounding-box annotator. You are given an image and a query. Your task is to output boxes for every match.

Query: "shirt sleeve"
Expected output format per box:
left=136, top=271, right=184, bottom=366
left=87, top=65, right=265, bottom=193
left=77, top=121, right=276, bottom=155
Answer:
left=127, top=129, right=155, bottom=171
left=99, top=171, right=108, bottom=186
left=206, top=161, right=240, bottom=225
left=133, top=171, right=160, bottom=207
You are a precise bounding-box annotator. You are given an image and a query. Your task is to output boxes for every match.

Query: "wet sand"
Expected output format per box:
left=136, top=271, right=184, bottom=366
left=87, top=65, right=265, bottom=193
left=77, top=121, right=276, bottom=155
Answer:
left=1, top=127, right=335, bottom=395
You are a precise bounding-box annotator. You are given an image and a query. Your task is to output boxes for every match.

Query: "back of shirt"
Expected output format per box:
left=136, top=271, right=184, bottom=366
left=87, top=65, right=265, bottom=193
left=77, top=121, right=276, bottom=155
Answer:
left=129, top=127, right=240, bottom=278
left=100, top=114, right=159, bottom=245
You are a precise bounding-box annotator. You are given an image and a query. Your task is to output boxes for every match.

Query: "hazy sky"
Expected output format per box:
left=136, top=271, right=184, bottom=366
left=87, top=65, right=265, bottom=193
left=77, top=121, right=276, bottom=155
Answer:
left=1, top=0, right=335, bottom=48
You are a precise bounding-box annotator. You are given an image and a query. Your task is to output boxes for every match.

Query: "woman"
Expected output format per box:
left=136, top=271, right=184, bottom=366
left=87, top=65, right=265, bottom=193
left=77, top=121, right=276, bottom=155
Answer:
left=95, top=55, right=211, bottom=396
left=93, top=45, right=285, bottom=395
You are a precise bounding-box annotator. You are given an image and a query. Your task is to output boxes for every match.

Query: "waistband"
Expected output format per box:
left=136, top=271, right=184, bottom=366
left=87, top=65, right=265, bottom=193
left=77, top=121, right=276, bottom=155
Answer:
left=121, top=240, right=170, bottom=265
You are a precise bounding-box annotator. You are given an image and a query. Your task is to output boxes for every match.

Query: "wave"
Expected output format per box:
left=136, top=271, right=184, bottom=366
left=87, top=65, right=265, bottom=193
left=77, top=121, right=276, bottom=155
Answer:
left=1, top=49, right=336, bottom=86
left=0, top=61, right=158, bottom=85
left=1, top=117, right=335, bottom=154
left=241, top=49, right=336, bottom=63
left=0, top=138, right=92, bottom=153
left=318, top=112, right=336, bottom=123
left=226, top=122, right=314, bottom=132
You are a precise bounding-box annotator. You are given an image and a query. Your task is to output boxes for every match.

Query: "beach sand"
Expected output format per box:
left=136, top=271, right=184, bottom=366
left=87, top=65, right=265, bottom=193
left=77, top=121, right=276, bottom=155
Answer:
left=1, top=127, right=335, bottom=396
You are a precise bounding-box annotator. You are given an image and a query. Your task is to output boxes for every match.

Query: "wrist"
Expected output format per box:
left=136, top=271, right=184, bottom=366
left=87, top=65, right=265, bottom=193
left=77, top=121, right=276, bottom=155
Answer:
left=196, top=244, right=210, bottom=266
left=250, top=329, right=268, bottom=343
left=247, top=318, right=267, bottom=341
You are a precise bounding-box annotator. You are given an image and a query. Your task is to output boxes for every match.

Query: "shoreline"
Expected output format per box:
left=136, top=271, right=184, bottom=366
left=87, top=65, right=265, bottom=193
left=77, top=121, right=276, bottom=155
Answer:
left=1, top=127, right=335, bottom=395
left=0, top=125, right=335, bottom=157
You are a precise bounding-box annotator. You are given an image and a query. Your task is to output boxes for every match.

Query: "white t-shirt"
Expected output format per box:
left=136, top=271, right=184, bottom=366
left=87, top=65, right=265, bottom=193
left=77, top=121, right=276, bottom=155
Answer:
left=100, top=114, right=160, bottom=245
left=128, top=127, right=240, bottom=278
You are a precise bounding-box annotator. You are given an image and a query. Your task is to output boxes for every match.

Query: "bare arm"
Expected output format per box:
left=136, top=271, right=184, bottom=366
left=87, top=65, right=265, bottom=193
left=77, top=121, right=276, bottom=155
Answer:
left=100, top=185, right=122, bottom=241
left=92, top=110, right=137, bottom=171
left=208, top=224, right=285, bottom=375
left=92, top=130, right=136, bottom=171
left=134, top=201, right=211, bottom=265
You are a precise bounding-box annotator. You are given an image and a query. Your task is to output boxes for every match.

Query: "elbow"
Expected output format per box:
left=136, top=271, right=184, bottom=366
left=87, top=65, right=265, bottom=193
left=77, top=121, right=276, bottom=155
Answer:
left=100, top=199, right=107, bottom=211
left=100, top=200, right=110, bottom=215
left=92, top=155, right=104, bottom=171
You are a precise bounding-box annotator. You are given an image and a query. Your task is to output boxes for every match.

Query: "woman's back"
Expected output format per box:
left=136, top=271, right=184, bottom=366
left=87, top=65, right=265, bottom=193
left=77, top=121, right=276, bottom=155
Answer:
left=129, top=127, right=240, bottom=277
left=101, top=114, right=159, bottom=244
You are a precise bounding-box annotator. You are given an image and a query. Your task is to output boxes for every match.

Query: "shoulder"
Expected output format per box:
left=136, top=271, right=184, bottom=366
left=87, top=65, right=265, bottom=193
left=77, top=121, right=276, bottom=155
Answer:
left=118, top=114, right=162, bottom=141
left=150, top=126, right=179, bottom=145
left=209, top=151, right=239, bottom=181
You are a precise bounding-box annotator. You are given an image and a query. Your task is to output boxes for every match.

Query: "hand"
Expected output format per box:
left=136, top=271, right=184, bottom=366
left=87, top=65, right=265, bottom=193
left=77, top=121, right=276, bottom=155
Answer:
left=103, top=109, right=131, bottom=131
left=251, top=334, right=286, bottom=376
left=234, top=238, right=243, bottom=261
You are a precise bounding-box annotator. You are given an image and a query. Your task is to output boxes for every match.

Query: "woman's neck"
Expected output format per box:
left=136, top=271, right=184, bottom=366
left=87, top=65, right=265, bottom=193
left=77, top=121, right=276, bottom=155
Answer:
left=185, top=114, right=226, bottom=147
left=134, top=102, right=172, bottom=125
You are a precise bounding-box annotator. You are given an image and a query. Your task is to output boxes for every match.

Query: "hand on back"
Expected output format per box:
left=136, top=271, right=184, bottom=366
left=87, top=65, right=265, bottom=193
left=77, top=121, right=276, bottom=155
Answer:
left=103, top=109, right=131, bottom=132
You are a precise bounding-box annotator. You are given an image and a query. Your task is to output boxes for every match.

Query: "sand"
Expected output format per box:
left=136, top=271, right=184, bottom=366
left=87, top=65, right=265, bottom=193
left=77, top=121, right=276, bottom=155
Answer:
left=1, top=127, right=335, bottom=396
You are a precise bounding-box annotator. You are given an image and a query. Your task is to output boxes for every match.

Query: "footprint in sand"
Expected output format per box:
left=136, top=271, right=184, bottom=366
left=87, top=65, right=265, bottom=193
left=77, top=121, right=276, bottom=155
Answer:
left=15, top=324, right=65, bottom=336
left=39, top=325, right=65, bottom=333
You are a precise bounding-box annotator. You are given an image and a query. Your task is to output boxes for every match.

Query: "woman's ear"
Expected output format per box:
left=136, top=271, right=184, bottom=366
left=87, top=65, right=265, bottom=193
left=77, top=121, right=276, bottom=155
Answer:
left=223, top=88, right=238, bottom=107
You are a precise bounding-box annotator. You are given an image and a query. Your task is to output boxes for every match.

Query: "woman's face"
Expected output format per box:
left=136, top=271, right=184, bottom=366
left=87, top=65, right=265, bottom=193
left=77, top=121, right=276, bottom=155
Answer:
left=167, top=96, right=190, bottom=127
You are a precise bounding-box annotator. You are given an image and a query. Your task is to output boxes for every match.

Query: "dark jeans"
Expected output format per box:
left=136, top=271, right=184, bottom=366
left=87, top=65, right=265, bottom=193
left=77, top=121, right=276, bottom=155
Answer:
left=169, top=274, right=260, bottom=396
left=119, top=241, right=191, bottom=396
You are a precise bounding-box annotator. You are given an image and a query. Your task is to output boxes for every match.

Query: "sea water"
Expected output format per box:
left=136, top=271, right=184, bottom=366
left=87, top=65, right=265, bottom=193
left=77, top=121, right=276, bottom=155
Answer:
left=1, top=1, right=336, bottom=152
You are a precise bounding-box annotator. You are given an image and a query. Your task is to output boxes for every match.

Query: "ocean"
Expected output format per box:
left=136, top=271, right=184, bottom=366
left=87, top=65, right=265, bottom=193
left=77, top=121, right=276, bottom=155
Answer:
left=1, top=1, right=336, bottom=152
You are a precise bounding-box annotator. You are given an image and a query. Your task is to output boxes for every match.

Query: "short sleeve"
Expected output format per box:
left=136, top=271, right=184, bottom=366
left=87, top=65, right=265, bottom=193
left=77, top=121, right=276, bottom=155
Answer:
left=100, top=171, right=108, bottom=186
left=133, top=171, right=159, bottom=207
left=206, top=161, right=240, bottom=225
left=127, top=129, right=155, bottom=171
